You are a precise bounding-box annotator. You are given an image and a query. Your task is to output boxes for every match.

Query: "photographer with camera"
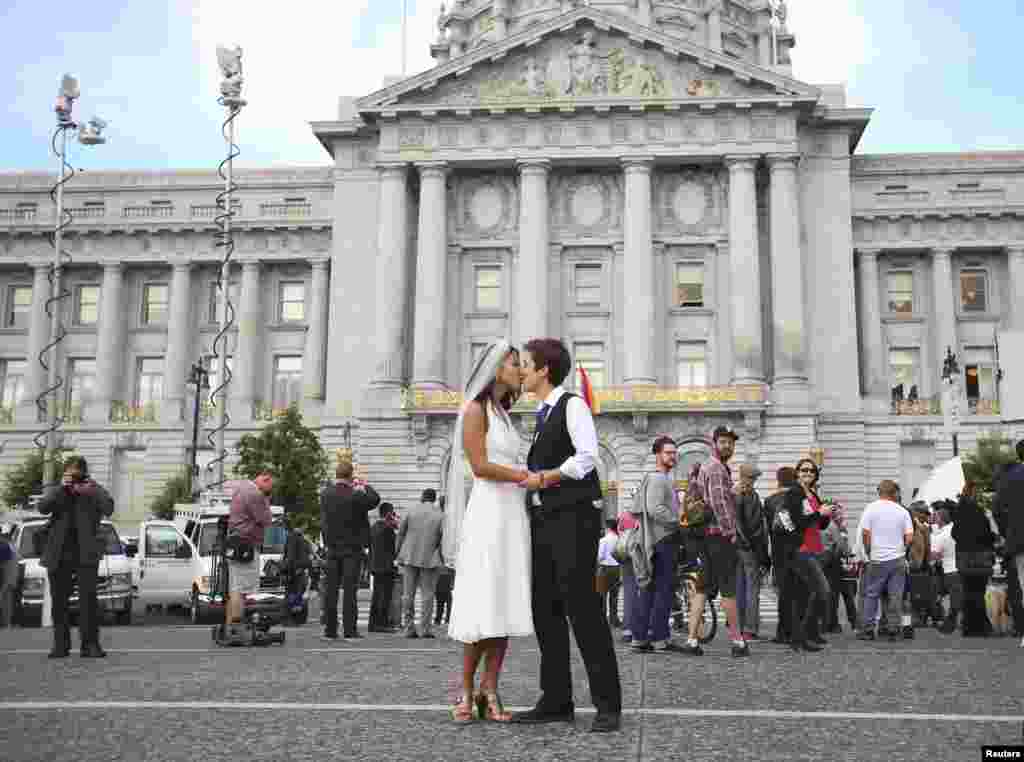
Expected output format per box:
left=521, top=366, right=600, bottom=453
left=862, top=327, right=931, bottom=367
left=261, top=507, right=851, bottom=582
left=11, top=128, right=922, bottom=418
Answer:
left=225, top=471, right=274, bottom=638
left=37, top=455, right=114, bottom=658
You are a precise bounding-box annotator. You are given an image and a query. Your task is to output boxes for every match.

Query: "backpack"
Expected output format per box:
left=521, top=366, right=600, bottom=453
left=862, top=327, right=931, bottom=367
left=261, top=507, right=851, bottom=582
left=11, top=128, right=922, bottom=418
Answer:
left=679, top=466, right=708, bottom=531
left=908, top=516, right=931, bottom=571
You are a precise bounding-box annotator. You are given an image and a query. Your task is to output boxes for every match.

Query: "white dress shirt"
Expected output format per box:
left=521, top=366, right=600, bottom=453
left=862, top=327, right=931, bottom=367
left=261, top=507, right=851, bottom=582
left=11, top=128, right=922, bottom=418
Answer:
left=597, top=532, right=620, bottom=567
left=930, top=523, right=958, bottom=574
left=536, top=386, right=599, bottom=481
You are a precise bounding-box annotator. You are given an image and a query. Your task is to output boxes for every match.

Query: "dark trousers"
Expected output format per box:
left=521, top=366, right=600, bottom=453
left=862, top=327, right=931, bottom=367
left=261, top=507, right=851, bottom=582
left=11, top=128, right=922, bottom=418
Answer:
left=773, top=544, right=794, bottom=640
left=324, top=553, right=362, bottom=636
left=48, top=561, right=99, bottom=649
left=369, top=570, right=395, bottom=629
left=824, top=560, right=858, bottom=629
left=530, top=505, right=621, bottom=714
left=788, top=555, right=830, bottom=644
left=434, top=592, right=452, bottom=624
left=960, top=572, right=991, bottom=636
left=631, top=539, right=676, bottom=643
left=1006, top=559, right=1024, bottom=636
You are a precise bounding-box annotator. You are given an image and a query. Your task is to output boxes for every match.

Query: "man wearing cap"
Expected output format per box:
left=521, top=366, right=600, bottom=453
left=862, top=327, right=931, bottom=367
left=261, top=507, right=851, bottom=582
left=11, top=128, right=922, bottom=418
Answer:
left=696, top=425, right=749, bottom=656
left=735, top=463, right=769, bottom=641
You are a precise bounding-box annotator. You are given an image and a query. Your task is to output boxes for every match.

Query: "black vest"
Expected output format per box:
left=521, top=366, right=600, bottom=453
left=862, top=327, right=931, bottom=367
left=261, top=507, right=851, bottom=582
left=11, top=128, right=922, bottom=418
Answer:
left=527, top=392, right=603, bottom=511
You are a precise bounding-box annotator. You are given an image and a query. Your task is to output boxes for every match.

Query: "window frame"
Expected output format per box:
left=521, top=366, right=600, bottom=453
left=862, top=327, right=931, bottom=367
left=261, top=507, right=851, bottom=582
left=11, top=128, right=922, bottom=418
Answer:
left=888, top=346, right=921, bottom=396
left=5, top=284, right=33, bottom=329
left=65, top=357, right=97, bottom=410
left=885, top=269, right=914, bottom=315
left=134, top=356, right=165, bottom=407
left=74, top=283, right=101, bottom=326
left=277, top=280, right=306, bottom=324
left=140, top=282, right=170, bottom=326
left=271, top=355, right=304, bottom=409
left=207, top=280, right=240, bottom=325
left=958, top=267, right=989, bottom=314
left=572, top=341, right=606, bottom=390
left=473, top=264, right=504, bottom=313
left=962, top=347, right=997, bottom=402
left=674, top=261, right=705, bottom=308
left=573, top=263, right=603, bottom=307
left=0, top=358, right=27, bottom=408
left=675, top=341, right=708, bottom=388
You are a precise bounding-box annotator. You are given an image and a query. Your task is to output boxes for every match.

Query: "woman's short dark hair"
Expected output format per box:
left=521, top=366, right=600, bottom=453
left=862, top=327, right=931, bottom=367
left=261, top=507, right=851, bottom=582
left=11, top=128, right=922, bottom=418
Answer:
left=794, top=458, right=820, bottom=486
left=776, top=466, right=797, bottom=487
left=523, top=338, right=572, bottom=388
left=63, top=455, right=89, bottom=475
left=378, top=502, right=394, bottom=517
left=473, top=346, right=521, bottom=412
left=1016, top=438, right=1024, bottom=462
left=652, top=435, right=677, bottom=455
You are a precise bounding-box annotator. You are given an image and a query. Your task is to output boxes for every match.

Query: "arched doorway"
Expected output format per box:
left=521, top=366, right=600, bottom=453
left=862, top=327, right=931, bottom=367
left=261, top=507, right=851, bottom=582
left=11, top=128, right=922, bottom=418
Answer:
left=596, top=442, right=620, bottom=522
left=673, top=436, right=714, bottom=488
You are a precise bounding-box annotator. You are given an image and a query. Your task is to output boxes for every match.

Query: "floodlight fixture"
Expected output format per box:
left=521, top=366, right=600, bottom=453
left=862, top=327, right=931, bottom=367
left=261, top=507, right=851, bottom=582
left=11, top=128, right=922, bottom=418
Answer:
left=78, top=116, right=108, bottom=145
left=59, top=74, right=80, bottom=100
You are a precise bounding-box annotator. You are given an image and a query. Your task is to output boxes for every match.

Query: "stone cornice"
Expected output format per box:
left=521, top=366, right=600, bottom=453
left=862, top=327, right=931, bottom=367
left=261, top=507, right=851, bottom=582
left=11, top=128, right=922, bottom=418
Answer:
left=0, top=167, right=333, bottom=193
left=852, top=152, right=1024, bottom=176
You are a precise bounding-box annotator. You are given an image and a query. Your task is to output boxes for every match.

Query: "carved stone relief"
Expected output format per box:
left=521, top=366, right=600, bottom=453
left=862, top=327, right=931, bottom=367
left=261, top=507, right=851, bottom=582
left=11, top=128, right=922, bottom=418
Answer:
left=655, top=169, right=723, bottom=235
left=551, top=171, right=622, bottom=236
left=451, top=174, right=518, bottom=239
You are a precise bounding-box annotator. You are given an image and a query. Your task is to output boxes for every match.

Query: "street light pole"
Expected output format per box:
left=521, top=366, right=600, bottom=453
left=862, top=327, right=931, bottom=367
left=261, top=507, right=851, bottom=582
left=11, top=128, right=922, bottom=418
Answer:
left=941, top=346, right=961, bottom=457
left=186, top=359, right=211, bottom=499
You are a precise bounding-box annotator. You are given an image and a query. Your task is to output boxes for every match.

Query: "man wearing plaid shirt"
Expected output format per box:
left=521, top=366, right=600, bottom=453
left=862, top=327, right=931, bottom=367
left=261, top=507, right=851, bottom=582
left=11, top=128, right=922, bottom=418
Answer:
left=696, top=425, right=750, bottom=657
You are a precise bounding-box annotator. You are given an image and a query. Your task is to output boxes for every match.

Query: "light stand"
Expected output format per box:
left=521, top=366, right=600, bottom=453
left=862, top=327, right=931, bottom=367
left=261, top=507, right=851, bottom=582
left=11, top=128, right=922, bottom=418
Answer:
left=186, top=357, right=212, bottom=500
left=941, top=346, right=961, bottom=456
left=207, top=46, right=246, bottom=489
left=37, top=74, right=107, bottom=485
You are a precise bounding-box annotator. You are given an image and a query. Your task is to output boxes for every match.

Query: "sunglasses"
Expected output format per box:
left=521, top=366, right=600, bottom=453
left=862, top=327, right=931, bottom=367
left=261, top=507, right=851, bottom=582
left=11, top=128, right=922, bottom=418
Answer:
left=797, top=468, right=817, bottom=474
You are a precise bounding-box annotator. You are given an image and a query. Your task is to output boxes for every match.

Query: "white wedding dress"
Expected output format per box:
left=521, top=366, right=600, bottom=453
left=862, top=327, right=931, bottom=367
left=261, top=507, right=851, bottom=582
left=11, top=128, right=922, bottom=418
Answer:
left=448, top=406, right=534, bottom=643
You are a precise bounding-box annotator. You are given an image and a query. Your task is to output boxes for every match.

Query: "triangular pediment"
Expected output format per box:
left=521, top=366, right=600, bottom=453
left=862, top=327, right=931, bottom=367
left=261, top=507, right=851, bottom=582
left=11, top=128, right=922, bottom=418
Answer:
left=357, top=7, right=820, bottom=114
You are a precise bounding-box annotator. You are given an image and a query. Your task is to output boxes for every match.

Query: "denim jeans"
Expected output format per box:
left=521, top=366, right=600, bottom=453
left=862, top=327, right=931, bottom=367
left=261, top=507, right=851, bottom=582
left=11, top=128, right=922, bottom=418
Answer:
left=787, top=554, right=830, bottom=644
left=631, top=539, right=676, bottom=644
left=862, top=558, right=906, bottom=632
left=735, top=548, right=762, bottom=635
left=621, top=563, right=637, bottom=635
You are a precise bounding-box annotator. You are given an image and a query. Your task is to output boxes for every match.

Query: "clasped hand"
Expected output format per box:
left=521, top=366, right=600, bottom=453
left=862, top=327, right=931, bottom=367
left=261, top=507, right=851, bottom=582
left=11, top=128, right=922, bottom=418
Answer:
left=518, top=471, right=542, bottom=490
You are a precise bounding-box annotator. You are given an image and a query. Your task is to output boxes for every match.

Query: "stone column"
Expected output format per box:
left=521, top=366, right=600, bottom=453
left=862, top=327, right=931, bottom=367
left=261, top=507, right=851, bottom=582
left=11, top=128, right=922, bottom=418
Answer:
left=303, top=257, right=330, bottom=403
left=412, top=161, right=449, bottom=388
left=17, top=263, right=52, bottom=424
left=161, top=261, right=193, bottom=424
left=1007, top=246, right=1024, bottom=331
left=707, top=0, right=723, bottom=53
left=725, top=155, right=765, bottom=385
left=231, top=260, right=262, bottom=420
left=371, top=163, right=410, bottom=387
left=623, top=157, right=657, bottom=385
left=515, top=159, right=550, bottom=344
left=856, top=248, right=887, bottom=411
left=90, top=261, right=125, bottom=424
left=767, top=154, right=808, bottom=405
left=931, top=247, right=958, bottom=376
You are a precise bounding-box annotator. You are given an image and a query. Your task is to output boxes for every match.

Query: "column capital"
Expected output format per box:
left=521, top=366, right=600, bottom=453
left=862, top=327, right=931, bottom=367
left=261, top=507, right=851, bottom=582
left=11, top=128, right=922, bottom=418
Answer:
left=29, top=259, right=51, bottom=272
left=724, top=154, right=759, bottom=172
left=621, top=156, right=655, bottom=172
left=765, top=152, right=801, bottom=171
left=1006, top=245, right=1024, bottom=259
left=516, top=158, right=550, bottom=175
left=98, top=259, right=124, bottom=272
left=239, top=258, right=263, bottom=271
left=932, top=246, right=956, bottom=260
left=376, top=161, right=409, bottom=178
left=855, top=247, right=882, bottom=259
left=310, top=256, right=331, bottom=271
left=171, top=260, right=193, bottom=272
left=415, top=160, right=448, bottom=178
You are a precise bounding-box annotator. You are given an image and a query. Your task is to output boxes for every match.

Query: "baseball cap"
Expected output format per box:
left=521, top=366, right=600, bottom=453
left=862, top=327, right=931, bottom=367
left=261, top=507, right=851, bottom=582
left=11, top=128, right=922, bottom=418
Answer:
left=711, top=425, right=739, bottom=441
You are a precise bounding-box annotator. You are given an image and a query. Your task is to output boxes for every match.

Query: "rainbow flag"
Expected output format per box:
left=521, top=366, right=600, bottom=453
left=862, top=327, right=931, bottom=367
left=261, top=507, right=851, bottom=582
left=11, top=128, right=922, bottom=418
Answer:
left=577, top=362, right=596, bottom=413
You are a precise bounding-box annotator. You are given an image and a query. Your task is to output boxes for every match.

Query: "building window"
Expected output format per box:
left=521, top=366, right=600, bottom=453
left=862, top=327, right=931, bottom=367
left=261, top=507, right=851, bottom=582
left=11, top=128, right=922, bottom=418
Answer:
left=963, top=347, right=996, bottom=404
left=278, top=282, right=306, bottom=323
left=272, top=356, right=303, bottom=408
left=960, top=269, right=988, bottom=312
left=475, top=266, right=503, bottom=311
left=889, top=348, right=920, bottom=398
left=208, top=356, right=234, bottom=391
left=676, top=342, right=707, bottom=387
left=5, top=285, right=32, bottom=328
left=141, top=283, right=169, bottom=325
left=574, top=264, right=602, bottom=306
left=66, top=358, right=96, bottom=415
left=0, top=359, right=26, bottom=407
left=886, top=271, right=913, bottom=314
left=135, top=357, right=164, bottom=406
left=75, top=285, right=100, bottom=325
left=573, top=342, right=606, bottom=389
left=207, top=281, right=240, bottom=324
left=675, top=263, right=704, bottom=307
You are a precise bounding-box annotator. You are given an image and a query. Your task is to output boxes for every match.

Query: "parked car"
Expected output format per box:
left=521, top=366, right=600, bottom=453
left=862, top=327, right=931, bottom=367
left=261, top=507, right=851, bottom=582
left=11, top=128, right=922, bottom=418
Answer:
left=9, top=517, right=133, bottom=626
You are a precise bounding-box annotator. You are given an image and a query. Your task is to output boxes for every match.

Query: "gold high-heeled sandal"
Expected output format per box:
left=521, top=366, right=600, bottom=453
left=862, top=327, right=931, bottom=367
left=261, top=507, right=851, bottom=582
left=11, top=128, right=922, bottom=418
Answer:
left=452, top=693, right=476, bottom=723
left=475, top=691, right=512, bottom=722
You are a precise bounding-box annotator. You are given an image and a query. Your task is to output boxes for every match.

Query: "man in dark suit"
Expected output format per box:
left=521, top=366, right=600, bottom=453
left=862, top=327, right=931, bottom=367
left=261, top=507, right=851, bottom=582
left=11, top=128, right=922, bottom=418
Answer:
left=37, top=455, right=115, bottom=658
left=368, top=502, right=399, bottom=632
left=319, top=458, right=380, bottom=639
left=994, top=438, right=1024, bottom=646
left=512, top=338, right=622, bottom=734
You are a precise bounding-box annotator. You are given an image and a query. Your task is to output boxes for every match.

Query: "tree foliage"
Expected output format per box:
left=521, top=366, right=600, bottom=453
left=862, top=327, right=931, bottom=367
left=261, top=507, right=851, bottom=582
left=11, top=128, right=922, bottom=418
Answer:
left=149, top=468, right=194, bottom=520
left=0, top=449, right=62, bottom=511
left=234, top=405, right=328, bottom=536
left=962, top=433, right=1018, bottom=496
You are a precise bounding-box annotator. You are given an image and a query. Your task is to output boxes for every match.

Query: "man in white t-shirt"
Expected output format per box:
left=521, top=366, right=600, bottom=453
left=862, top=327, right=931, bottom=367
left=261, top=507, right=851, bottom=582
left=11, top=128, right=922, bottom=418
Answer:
left=596, top=520, right=622, bottom=627
left=857, top=480, right=913, bottom=641
left=930, top=508, right=961, bottom=634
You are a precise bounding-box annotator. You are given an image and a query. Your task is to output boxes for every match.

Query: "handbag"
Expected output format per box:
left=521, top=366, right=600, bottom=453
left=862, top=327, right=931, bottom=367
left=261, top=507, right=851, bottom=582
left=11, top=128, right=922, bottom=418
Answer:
left=957, top=550, right=995, bottom=578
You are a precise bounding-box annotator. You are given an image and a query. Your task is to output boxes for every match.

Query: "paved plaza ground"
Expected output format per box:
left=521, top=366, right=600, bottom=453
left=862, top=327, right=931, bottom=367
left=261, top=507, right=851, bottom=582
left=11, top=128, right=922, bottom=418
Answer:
left=1, top=594, right=1022, bottom=762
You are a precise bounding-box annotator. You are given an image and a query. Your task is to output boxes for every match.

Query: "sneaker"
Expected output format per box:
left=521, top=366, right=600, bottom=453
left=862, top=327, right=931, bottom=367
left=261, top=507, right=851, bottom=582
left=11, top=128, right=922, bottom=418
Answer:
left=856, top=630, right=875, bottom=641
left=621, top=633, right=633, bottom=644
left=730, top=643, right=751, bottom=658
left=631, top=641, right=653, bottom=652
left=655, top=642, right=687, bottom=654
left=679, top=643, right=704, bottom=656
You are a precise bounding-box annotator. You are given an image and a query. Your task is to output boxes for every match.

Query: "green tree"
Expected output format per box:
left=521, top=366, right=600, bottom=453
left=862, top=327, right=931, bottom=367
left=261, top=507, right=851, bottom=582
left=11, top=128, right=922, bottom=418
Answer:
left=962, top=433, right=1018, bottom=503
left=148, top=468, right=194, bottom=520
left=234, top=405, right=328, bottom=536
left=0, top=449, right=63, bottom=510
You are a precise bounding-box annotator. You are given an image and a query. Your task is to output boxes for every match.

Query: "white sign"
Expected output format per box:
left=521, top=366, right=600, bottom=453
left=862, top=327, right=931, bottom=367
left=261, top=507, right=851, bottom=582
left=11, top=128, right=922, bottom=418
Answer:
left=942, top=380, right=961, bottom=436
left=999, top=331, right=1024, bottom=422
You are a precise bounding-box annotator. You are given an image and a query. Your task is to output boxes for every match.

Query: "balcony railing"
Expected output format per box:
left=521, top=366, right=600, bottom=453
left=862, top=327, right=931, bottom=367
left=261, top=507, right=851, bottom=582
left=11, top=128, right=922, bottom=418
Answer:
left=890, top=397, right=1000, bottom=416
left=110, top=401, right=159, bottom=424
left=259, top=202, right=311, bottom=218
left=968, top=398, right=1001, bottom=415
left=0, top=207, right=39, bottom=222
left=190, top=202, right=240, bottom=219
left=253, top=401, right=292, bottom=422
left=66, top=206, right=105, bottom=219
left=122, top=205, right=175, bottom=219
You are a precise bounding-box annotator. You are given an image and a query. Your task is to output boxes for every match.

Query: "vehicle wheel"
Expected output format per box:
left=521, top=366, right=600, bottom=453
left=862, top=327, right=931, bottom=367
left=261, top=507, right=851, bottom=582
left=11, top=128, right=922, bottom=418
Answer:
left=115, top=608, right=132, bottom=626
left=698, top=599, right=718, bottom=644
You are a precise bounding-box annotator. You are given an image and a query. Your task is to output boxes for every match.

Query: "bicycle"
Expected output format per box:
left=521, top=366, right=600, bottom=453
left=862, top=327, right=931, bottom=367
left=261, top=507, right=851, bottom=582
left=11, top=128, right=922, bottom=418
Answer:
left=670, top=558, right=718, bottom=644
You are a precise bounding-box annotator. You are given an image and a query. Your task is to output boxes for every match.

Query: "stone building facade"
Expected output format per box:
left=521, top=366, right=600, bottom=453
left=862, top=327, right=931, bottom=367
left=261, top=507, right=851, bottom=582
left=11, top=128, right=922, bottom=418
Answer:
left=1, top=2, right=1022, bottom=530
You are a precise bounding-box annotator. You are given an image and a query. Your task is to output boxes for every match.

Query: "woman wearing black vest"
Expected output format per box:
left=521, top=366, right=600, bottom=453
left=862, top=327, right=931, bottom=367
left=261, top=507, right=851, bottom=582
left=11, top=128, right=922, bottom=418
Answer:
left=510, top=338, right=622, bottom=734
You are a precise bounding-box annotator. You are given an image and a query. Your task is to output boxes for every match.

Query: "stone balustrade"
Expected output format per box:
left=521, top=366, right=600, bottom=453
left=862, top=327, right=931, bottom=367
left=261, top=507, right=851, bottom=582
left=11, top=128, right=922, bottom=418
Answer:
left=122, top=204, right=175, bottom=219
left=253, top=401, right=292, bottom=422
left=259, top=202, right=312, bottom=218
left=110, top=401, right=159, bottom=424
left=889, top=396, right=1000, bottom=416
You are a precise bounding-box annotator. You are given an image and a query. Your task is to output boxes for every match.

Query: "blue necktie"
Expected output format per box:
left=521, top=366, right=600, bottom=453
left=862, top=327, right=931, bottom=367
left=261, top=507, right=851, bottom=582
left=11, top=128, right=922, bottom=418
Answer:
left=535, top=403, right=551, bottom=435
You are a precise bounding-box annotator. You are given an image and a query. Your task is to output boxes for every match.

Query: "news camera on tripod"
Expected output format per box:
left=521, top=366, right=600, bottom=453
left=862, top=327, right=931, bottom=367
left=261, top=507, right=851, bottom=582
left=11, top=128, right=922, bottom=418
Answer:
left=221, top=471, right=274, bottom=642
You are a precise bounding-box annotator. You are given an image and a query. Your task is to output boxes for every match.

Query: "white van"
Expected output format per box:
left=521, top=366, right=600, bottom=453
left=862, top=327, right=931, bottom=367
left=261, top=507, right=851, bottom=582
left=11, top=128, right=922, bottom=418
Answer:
left=9, top=517, right=134, bottom=625
left=129, top=519, right=201, bottom=617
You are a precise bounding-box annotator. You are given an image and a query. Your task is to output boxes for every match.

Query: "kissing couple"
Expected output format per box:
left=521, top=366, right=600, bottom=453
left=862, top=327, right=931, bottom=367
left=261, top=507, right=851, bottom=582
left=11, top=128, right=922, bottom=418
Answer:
left=443, top=337, right=622, bottom=733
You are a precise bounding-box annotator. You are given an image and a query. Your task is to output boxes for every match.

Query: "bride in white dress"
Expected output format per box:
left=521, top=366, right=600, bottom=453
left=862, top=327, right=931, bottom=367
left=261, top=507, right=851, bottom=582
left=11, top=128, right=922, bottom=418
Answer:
left=445, top=340, right=534, bottom=723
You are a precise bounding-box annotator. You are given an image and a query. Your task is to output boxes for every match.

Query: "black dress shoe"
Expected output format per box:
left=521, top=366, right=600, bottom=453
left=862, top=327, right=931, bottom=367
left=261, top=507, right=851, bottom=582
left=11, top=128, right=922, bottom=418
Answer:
left=790, top=640, right=822, bottom=653
left=80, top=644, right=107, bottom=658
left=590, top=712, right=622, bottom=733
left=770, top=636, right=790, bottom=645
left=322, top=631, right=339, bottom=640
left=405, top=630, right=419, bottom=639
left=421, top=632, right=436, bottom=639
left=810, top=637, right=828, bottom=646
left=48, top=648, right=70, bottom=659
left=731, top=643, right=751, bottom=657
left=344, top=632, right=363, bottom=639
left=510, top=703, right=575, bottom=724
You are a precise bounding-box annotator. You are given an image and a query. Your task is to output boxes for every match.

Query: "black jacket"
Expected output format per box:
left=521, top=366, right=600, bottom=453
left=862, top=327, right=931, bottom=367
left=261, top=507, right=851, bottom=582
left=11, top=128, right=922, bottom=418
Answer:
left=319, top=481, right=380, bottom=557
left=37, top=480, right=115, bottom=569
left=369, top=520, right=397, bottom=573
left=951, top=497, right=995, bottom=552
left=283, top=530, right=311, bottom=572
left=774, top=485, right=831, bottom=557
left=994, top=462, right=1024, bottom=557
